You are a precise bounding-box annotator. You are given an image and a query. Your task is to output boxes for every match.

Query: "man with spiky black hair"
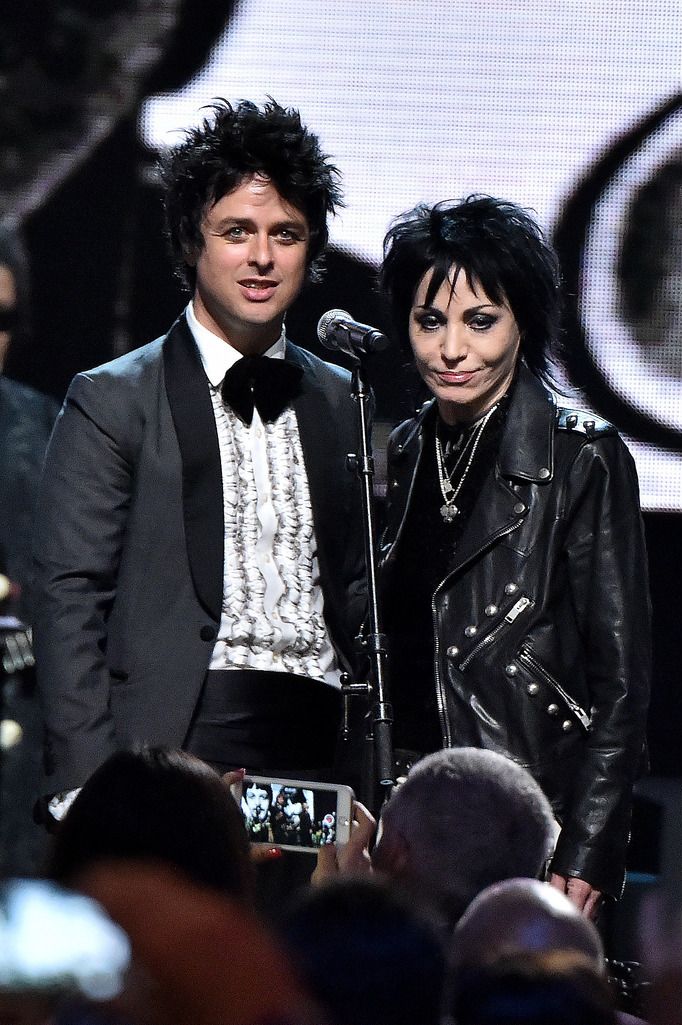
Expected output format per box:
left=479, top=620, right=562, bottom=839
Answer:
left=32, top=99, right=365, bottom=819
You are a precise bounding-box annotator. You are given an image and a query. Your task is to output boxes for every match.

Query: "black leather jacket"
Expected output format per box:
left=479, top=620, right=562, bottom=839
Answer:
left=379, top=365, right=651, bottom=898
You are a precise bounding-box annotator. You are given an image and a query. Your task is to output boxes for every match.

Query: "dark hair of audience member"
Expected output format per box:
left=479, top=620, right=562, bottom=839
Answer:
left=279, top=876, right=447, bottom=1025
left=451, top=950, right=617, bottom=1025
left=47, top=747, right=255, bottom=903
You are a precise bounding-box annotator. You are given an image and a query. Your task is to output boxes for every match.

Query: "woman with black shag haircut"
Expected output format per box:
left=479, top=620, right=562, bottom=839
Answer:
left=378, top=195, right=650, bottom=919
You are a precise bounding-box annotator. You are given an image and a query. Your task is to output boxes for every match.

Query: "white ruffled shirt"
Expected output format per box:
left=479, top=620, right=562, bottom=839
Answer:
left=186, top=302, right=340, bottom=688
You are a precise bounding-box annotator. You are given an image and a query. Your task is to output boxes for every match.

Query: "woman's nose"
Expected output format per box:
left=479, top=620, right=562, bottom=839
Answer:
left=441, top=324, right=468, bottom=362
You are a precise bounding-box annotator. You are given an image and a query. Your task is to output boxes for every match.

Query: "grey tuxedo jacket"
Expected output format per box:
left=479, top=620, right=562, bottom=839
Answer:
left=32, top=316, right=365, bottom=794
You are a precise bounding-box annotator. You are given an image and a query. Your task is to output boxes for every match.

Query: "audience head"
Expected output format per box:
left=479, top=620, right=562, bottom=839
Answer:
left=161, top=97, right=343, bottom=290
left=47, top=746, right=254, bottom=903
left=373, top=747, right=555, bottom=927
left=452, top=950, right=616, bottom=1025
left=452, top=877, right=604, bottom=972
left=280, top=876, right=446, bottom=1025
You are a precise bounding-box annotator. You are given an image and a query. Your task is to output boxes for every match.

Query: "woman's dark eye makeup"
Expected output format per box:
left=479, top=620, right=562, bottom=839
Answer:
left=413, top=305, right=500, bottom=331
left=413, top=307, right=446, bottom=330
left=467, top=311, right=498, bottom=329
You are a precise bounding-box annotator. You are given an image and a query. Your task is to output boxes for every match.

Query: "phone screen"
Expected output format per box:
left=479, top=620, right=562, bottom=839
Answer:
left=238, top=777, right=352, bottom=852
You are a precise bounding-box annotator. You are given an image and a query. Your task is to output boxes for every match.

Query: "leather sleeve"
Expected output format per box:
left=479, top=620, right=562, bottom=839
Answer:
left=549, top=433, right=651, bottom=897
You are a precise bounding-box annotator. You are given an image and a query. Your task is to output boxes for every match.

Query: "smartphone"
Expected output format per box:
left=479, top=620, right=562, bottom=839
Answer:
left=233, top=775, right=354, bottom=853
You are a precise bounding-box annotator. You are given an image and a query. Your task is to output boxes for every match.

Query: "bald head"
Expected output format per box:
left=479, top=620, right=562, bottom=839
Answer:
left=452, top=878, right=604, bottom=971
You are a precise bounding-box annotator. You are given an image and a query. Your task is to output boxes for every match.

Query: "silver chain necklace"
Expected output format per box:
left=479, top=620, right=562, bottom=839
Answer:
left=435, top=403, right=499, bottom=522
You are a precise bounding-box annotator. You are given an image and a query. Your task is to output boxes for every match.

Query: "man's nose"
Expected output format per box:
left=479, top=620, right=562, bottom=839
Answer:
left=248, top=232, right=274, bottom=269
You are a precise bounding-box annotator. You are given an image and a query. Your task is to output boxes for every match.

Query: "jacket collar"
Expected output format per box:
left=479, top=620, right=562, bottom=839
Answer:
left=497, top=362, right=556, bottom=483
left=407, top=361, right=556, bottom=484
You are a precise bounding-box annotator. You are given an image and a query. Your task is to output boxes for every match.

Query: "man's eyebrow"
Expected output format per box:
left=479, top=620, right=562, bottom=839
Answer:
left=212, top=216, right=308, bottom=232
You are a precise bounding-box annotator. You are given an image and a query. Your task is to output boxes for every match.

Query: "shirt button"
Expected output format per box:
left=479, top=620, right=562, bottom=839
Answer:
left=504, top=583, right=518, bottom=595
left=464, top=625, right=477, bottom=638
left=484, top=604, right=498, bottom=617
left=447, top=645, right=459, bottom=658
left=200, top=625, right=216, bottom=642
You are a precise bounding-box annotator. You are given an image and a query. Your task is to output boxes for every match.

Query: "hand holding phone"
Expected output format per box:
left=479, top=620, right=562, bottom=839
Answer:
left=311, top=800, right=377, bottom=885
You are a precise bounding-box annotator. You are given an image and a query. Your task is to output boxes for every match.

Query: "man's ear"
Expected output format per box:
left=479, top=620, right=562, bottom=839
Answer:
left=372, top=825, right=411, bottom=878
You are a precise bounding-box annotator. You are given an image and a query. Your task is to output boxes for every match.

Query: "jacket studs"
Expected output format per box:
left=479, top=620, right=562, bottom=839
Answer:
left=504, top=583, right=518, bottom=595
left=513, top=501, right=526, bottom=515
left=526, top=681, right=539, bottom=695
left=484, top=604, right=498, bottom=617
left=547, top=702, right=560, bottom=716
left=447, top=645, right=459, bottom=658
left=505, top=664, right=518, bottom=677
left=562, top=719, right=573, bottom=732
left=538, top=467, right=550, bottom=480
left=464, top=625, right=478, bottom=638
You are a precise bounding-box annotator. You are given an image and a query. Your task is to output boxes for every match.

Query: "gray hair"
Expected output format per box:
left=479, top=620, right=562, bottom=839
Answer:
left=379, top=748, right=556, bottom=926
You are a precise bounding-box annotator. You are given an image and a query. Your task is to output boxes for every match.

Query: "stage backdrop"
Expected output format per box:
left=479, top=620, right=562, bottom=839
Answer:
left=138, top=0, right=682, bottom=510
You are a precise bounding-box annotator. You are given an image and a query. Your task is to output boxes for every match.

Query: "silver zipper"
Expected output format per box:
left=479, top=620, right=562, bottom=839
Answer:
left=432, top=586, right=453, bottom=748
left=458, top=596, right=533, bottom=670
left=517, top=646, right=591, bottom=730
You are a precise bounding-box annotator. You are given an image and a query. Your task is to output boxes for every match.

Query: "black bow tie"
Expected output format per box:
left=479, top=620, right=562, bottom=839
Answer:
left=221, top=355, right=303, bottom=425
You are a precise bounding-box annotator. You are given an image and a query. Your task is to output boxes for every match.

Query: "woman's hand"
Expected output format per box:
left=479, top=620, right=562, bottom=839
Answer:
left=311, top=801, right=377, bottom=885
left=549, top=872, right=603, bottom=919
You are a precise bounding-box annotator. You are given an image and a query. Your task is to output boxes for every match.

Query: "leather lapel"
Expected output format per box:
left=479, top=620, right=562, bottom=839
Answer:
left=163, top=316, right=223, bottom=621
left=448, top=364, right=556, bottom=577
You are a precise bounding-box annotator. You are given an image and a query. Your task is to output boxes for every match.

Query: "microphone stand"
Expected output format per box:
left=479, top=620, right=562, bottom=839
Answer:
left=343, top=351, right=395, bottom=793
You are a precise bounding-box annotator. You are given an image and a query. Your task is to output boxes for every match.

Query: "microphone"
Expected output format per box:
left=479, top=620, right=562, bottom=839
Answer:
left=317, top=309, right=390, bottom=356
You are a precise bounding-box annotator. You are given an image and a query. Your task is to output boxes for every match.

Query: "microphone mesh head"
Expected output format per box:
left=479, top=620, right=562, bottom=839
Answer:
left=316, top=309, right=351, bottom=344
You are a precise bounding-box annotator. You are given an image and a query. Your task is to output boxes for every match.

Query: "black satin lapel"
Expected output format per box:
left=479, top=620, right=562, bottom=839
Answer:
left=286, top=346, right=346, bottom=559
left=163, top=316, right=223, bottom=621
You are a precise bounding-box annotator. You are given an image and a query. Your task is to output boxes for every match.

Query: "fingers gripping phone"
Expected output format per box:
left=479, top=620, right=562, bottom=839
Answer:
left=233, top=775, right=354, bottom=853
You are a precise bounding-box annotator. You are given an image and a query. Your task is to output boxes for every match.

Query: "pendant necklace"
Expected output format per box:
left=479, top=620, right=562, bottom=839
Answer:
left=435, top=403, right=498, bottom=522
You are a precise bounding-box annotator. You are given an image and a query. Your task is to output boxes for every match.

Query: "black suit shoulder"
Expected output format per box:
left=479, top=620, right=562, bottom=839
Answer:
left=286, top=340, right=352, bottom=388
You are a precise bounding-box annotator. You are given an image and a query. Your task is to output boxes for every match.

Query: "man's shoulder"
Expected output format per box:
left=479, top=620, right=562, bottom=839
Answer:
left=285, top=340, right=352, bottom=389
left=76, top=335, right=166, bottom=388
